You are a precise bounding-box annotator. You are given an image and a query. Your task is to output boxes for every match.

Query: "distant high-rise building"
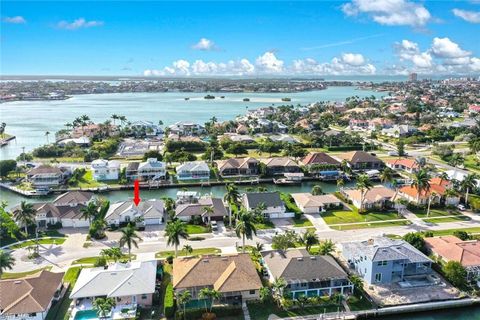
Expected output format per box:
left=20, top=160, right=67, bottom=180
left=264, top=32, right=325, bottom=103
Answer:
left=408, top=73, right=418, bottom=81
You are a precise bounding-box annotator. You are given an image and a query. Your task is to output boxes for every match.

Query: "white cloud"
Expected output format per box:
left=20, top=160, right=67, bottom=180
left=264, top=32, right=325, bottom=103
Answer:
left=192, top=38, right=217, bottom=51
left=2, top=16, right=26, bottom=24
left=255, top=52, right=284, bottom=73
left=431, top=37, right=471, bottom=58
left=452, top=9, right=480, bottom=23
left=57, top=18, right=104, bottom=30
left=341, top=0, right=431, bottom=27
left=341, top=53, right=365, bottom=66
left=291, top=53, right=376, bottom=75
left=395, top=39, right=432, bottom=68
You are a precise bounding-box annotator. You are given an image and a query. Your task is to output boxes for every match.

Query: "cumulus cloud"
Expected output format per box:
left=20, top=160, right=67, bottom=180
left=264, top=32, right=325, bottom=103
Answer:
left=431, top=37, right=471, bottom=58
left=192, top=38, right=218, bottom=51
left=2, top=16, right=26, bottom=24
left=395, top=39, right=432, bottom=68
left=255, top=52, right=284, bottom=73
left=291, top=53, right=376, bottom=75
left=57, top=18, right=104, bottom=30
left=452, top=9, right=480, bottom=23
left=341, top=0, right=431, bottom=27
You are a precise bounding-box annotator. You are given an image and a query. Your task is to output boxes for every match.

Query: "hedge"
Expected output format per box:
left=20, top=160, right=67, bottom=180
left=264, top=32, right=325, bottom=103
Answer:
left=164, top=283, right=175, bottom=317
left=327, top=145, right=377, bottom=152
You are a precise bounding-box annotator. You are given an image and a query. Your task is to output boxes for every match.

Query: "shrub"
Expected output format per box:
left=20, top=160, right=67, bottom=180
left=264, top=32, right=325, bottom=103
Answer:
left=166, top=255, right=174, bottom=264
left=47, top=221, right=63, bottom=230
left=163, top=283, right=175, bottom=317
left=443, top=261, right=467, bottom=288
left=0, top=160, right=17, bottom=177
left=402, top=232, right=425, bottom=252
left=453, top=230, right=470, bottom=241
left=94, top=256, right=107, bottom=267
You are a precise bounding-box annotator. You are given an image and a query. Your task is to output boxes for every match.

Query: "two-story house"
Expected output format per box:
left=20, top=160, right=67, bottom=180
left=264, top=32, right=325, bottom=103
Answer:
left=260, top=157, right=301, bottom=176
left=216, top=157, right=259, bottom=177
left=137, top=158, right=167, bottom=181
left=26, top=165, right=69, bottom=189
left=105, top=199, right=165, bottom=226
left=176, top=161, right=210, bottom=181
left=91, top=159, right=120, bottom=181
left=241, top=192, right=293, bottom=219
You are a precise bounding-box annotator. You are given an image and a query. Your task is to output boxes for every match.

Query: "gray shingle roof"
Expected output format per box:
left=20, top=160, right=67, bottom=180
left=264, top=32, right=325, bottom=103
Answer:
left=243, top=192, right=284, bottom=209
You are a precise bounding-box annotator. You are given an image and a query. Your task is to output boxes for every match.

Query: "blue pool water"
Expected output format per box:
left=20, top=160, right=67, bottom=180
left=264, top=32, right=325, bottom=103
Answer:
left=74, top=310, right=98, bottom=320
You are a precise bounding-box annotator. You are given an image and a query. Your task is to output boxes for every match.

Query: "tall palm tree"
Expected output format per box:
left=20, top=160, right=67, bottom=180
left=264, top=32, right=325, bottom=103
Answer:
left=0, top=250, right=15, bottom=276
left=356, top=174, right=373, bottom=213
left=177, top=290, right=192, bottom=320
left=182, top=244, right=193, bottom=256
left=301, top=230, right=319, bottom=253
left=45, top=131, right=50, bottom=144
left=426, top=191, right=438, bottom=217
left=235, top=211, right=257, bottom=252
left=111, top=114, right=119, bottom=126
left=319, top=239, right=335, bottom=255
left=224, top=184, right=241, bottom=208
left=337, top=177, right=345, bottom=190
left=380, top=167, right=394, bottom=186
left=449, top=153, right=464, bottom=174
left=461, top=174, right=478, bottom=207
left=14, top=201, right=35, bottom=234
left=119, top=223, right=141, bottom=260
left=165, top=220, right=189, bottom=257
left=311, top=185, right=323, bottom=196
left=203, top=206, right=214, bottom=225
left=438, top=172, right=450, bottom=186
left=198, top=288, right=220, bottom=314
left=271, top=277, right=287, bottom=308
left=93, top=297, right=116, bottom=319
left=80, top=201, right=99, bottom=224
left=411, top=169, right=431, bottom=204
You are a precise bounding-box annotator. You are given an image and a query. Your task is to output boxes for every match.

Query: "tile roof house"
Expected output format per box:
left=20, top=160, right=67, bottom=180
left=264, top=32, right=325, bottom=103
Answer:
left=260, top=157, right=301, bottom=176
left=175, top=197, right=228, bottom=222
left=0, top=270, right=64, bottom=320
left=26, top=165, right=70, bottom=189
left=291, top=193, right=343, bottom=214
left=342, top=185, right=396, bottom=210
left=105, top=199, right=165, bottom=226
left=262, top=249, right=353, bottom=298
left=241, top=192, right=292, bottom=219
left=176, top=161, right=210, bottom=181
left=301, top=152, right=340, bottom=168
left=386, top=158, right=419, bottom=174
left=382, top=124, right=417, bottom=138
left=173, top=254, right=262, bottom=305
left=70, top=261, right=157, bottom=319
left=424, top=236, right=480, bottom=280
left=398, top=178, right=459, bottom=206
left=336, top=151, right=384, bottom=170
left=215, top=157, right=259, bottom=177
left=341, top=237, right=433, bottom=285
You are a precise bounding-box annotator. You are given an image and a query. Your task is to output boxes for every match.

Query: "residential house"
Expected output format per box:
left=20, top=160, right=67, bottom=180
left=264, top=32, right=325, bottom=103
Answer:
left=26, top=165, right=70, bottom=189
left=91, top=159, right=120, bottom=181
left=173, top=254, right=262, bottom=306
left=137, top=158, right=167, bottom=181
left=382, top=125, right=417, bottom=138
left=216, top=157, right=259, bottom=177
left=398, top=177, right=459, bottom=206
left=105, top=199, right=165, bottom=226
left=302, top=152, right=340, bottom=169
left=72, top=123, right=119, bottom=139
left=176, top=161, right=210, bottom=181
left=70, top=261, right=157, bottom=319
left=337, top=151, right=384, bottom=170
left=342, top=185, right=396, bottom=210
left=175, top=197, right=228, bottom=222
left=0, top=270, right=64, bottom=320
left=386, top=158, right=419, bottom=174
left=262, top=249, right=353, bottom=299
left=57, top=136, right=91, bottom=147
left=268, top=134, right=299, bottom=144
left=291, top=193, right=342, bottom=214
left=241, top=192, right=292, bottom=219
left=168, top=121, right=205, bottom=136
left=341, top=237, right=433, bottom=285
left=126, top=162, right=140, bottom=180
left=349, top=119, right=369, bottom=131
left=260, top=157, right=301, bottom=176
left=128, top=120, right=163, bottom=137
left=176, top=191, right=200, bottom=205
left=424, top=236, right=480, bottom=281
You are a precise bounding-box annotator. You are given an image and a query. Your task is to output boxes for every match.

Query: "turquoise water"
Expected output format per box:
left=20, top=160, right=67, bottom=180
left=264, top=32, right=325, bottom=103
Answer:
left=0, top=87, right=382, bottom=159
left=378, top=305, right=480, bottom=319
left=73, top=310, right=98, bottom=320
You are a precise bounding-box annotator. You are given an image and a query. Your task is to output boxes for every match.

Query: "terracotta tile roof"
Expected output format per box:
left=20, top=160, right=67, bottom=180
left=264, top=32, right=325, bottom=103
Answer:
left=291, top=193, right=341, bottom=208
left=386, top=158, right=419, bottom=169
left=343, top=185, right=395, bottom=204
left=0, top=270, right=64, bottom=315
left=424, top=236, right=480, bottom=267
left=216, top=157, right=258, bottom=171
left=399, top=178, right=449, bottom=199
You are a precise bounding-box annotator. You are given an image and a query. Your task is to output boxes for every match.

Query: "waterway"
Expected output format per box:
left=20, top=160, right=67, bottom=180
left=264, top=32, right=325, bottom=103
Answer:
left=377, top=305, right=480, bottom=319
left=0, top=86, right=382, bottom=159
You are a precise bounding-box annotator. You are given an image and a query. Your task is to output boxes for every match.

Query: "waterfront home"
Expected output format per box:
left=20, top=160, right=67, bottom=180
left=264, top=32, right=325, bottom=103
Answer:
left=382, top=124, right=417, bottom=138
left=222, top=133, right=255, bottom=144
left=70, top=261, right=156, bottom=319
left=126, top=162, right=139, bottom=180
left=91, top=159, right=120, bottom=181
left=72, top=123, right=119, bottom=138
left=424, top=236, right=480, bottom=281
left=342, top=185, right=395, bottom=210
left=176, top=161, right=210, bottom=181
left=235, top=124, right=249, bottom=134
left=241, top=192, right=292, bottom=219
left=398, top=177, right=459, bottom=206
left=128, top=120, right=163, bottom=137
left=117, top=139, right=163, bottom=158
left=349, top=119, right=369, bottom=131
left=12, top=191, right=94, bottom=228
left=260, top=157, right=301, bottom=176
left=168, top=121, right=205, bottom=136
left=175, top=191, right=200, bottom=205
left=341, top=237, right=433, bottom=285
left=268, top=134, right=299, bottom=144
left=132, top=158, right=166, bottom=181
left=291, top=193, right=342, bottom=214
left=105, top=199, right=164, bottom=226
left=57, top=136, right=91, bottom=147
left=336, top=151, right=384, bottom=170
left=216, top=157, right=259, bottom=177
left=261, top=249, right=353, bottom=298
left=386, top=158, right=419, bottom=174
left=175, top=197, right=228, bottom=223
left=173, top=254, right=262, bottom=306
left=0, top=270, right=64, bottom=320
left=26, top=165, right=70, bottom=189
left=302, top=152, right=340, bottom=169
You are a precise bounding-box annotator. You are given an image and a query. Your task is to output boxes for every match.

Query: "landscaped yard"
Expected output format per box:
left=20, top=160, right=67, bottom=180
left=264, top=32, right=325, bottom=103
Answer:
left=9, top=237, right=66, bottom=249
left=69, top=170, right=104, bottom=188
left=72, top=254, right=135, bottom=265
left=1, top=266, right=52, bottom=279
left=292, top=217, right=313, bottom=227
left=410, top=208, right=470, bottom=223
left=322, top=207, right=403, bottom=225
left=329, top=220, right=411, bottom=231
left=155, top=247, right=221, bottom=258
left=45, top=266, right=83, bottom=320
left=254, top=220, right=276, bottom=230
left=247, top=300, right=343, bottom=320
left=185, top=223, right=211, bottom=234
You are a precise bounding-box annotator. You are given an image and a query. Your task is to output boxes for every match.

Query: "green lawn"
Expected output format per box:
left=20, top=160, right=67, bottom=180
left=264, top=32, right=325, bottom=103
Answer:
left=155, top=247, right=221, bottom=258
left=69, top=170, right=104, bottom=188
left=1, top=266, right=52, bottom=279
left=347, top=294, right=374, bottom=311
left=254, top=220, right=276, bottom=230
left=72, top=254, right=135, bottom=265
left=411, top=208, right=463, bottom=219
left=423, top=216, right=471, bottom=224
left=185, top=224, right=211, bottom=234
left=464, top=155, right=480, bottom=173
left=322, top=207, right=403, bottom=225
left=247, top=301, right=343, bottom=320
left=10, top=237, right=66, bottom=249
left=292, top=217, right=313, bottom=227
left=426, top=227, right=480, bottom=237
left=330, top=220, right=411, bottom=231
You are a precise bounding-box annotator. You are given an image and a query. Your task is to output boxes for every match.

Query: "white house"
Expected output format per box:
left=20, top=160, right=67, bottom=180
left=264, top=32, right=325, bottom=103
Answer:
left=137, top=158, right=167, bottom=181
left=91, top=159, right=120, bottom=181
left=105, top=199, right=165, bottom=226
left=241, top=192, right=293, bottom=219
left=176, top=161, right=210, bottom=180
left=291, top=193, right=342, bottom=214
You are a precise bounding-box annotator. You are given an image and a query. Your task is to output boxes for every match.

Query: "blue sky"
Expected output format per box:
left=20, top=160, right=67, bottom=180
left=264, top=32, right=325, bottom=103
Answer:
left=1, top=1, right=480, bottom=76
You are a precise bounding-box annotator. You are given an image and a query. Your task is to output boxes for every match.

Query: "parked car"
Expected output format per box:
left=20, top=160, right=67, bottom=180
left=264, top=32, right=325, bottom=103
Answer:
left=211, top=220, right=218, bottom=231
left=457, top=204, right=466, bottom=211
left=387, top=151, right=398, bottom=156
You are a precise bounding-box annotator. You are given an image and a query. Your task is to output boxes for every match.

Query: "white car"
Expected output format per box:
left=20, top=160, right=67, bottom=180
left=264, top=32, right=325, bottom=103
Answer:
left=211, top=220, right=218, bottom=231
left=457, top=204, right=466, bottom=211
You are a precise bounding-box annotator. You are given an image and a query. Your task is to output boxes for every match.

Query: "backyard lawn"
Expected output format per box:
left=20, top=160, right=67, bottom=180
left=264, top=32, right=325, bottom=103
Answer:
left=155, top=247, right=221, bottom=258
left=247, top=301, right=343, bottom=320
left=254, top=220, right=276, bottom=230
left=69, top=170, right=104, bottom=188
left=185, top=224, right=210, bottom=234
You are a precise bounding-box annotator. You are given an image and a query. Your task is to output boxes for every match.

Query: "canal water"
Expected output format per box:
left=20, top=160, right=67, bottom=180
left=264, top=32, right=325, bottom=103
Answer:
left=377, top=305, right=480, bottom=319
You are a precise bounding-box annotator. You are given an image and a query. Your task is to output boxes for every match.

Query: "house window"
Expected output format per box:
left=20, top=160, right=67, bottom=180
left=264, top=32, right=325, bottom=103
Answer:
left=375, top=273, right=382, bottom=282
left=377, top=261, right=387, bottom=266
left=249, top=290, right=255, bottom=294
left=29, top=313, right=37, bottom=317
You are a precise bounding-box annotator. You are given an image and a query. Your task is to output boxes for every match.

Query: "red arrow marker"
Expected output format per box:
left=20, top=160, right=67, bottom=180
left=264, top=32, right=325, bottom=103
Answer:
left=133, top=179, right=141, bottom=206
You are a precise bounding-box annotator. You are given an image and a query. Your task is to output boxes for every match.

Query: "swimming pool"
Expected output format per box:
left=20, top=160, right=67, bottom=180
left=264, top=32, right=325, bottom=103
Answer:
left=73, top=310, right=98, bottom=320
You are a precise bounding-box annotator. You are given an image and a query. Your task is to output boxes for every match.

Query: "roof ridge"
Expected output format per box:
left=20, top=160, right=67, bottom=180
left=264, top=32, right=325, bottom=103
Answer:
left=213, top=261, right=237, bottom=291
left=174, top=258, right=202, bottom=288
left=108, top=272, right=135, bottom=297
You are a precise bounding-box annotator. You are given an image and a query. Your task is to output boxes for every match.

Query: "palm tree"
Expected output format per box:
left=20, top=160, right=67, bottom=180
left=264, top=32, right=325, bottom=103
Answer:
left=380, top=167, right=394, bottom=186
left=426, top=191, right=438, bottom=218
left=111, top=114, right=119, bottom=126
left=119, top=223, right=141, bottom=260
left=176, top=290, right=192, bottom=320
left=411, top=169, right=431, bottom=204
left=165, top=220, right=189, bottom=257
left=224, top=184, right=241, bottom=208
left=337, top=177, right=345, bottom=190
left=311, top=185, right=323, bottom=196
left=183, top=244, right=193, bottom=256
left=93, top=297, right=116, bottom=319
left=461, top=174, right=478, bottom=207
left=14, top=201, right=35, bottom=234
left=45, top=131, right=50, bottom=144
left=301, top=230, right=319, bottom=253
left=100, top=247, right=123, bottom=262
left=203, top=206, right=214, bottom=225
left=198, top=288, right=220, bottom=314
left=235, top=211, right=257, bottom=253
left=449, top=153, right=464, bottom=174
left=0, top=250, right=15, bottom=276
left=439, top=172, right=450, bottom=186
left=271, top=277, right=287, bottom=308
left=356, top=174, right=373, bottom=213
left=318, top=239, right=335, bottom=255
left=80, top=201, right=98, bottom=224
